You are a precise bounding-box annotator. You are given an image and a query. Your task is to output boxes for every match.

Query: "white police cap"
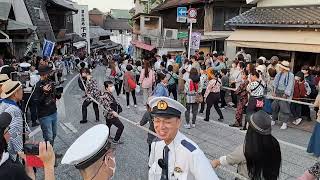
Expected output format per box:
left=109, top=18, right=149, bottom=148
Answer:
left=61, top=124, right=110, bottom=169
left=19, top=62, right=31, bottom=68
left=149, top=97, right=187, bottom=118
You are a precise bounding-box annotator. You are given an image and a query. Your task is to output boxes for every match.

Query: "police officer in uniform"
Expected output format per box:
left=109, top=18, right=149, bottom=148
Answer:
left=62, top=124, right=116, bottom=180
left=148, top=97, right=219, bottom=180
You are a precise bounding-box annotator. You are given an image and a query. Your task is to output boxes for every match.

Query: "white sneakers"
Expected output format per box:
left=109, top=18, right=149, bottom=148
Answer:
left=271, top=120, right=287, bottom=130
left=280, top=123, right=287, bottom=130
left=184, top=124, right=196, bottom=129
left=127, top=106, right=130, bottom=109
left=293, top=118, right=302, bottom=125
left=134, top=105, right=137, bottom=108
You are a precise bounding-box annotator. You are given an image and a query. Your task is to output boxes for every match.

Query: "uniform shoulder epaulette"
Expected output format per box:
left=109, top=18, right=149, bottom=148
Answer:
left=181, top=140, right=197, bottom=152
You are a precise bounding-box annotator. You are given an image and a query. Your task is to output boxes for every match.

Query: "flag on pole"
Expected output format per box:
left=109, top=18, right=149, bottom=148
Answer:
left=42, top=39, right=55, bottom=57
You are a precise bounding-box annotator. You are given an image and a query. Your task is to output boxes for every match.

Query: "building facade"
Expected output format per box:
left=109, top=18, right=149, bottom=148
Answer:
left=226, top=0, right=320, bottom=70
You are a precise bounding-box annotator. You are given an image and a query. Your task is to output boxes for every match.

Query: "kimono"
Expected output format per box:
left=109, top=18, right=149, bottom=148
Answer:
left=234, top=80, right=249, bottom=125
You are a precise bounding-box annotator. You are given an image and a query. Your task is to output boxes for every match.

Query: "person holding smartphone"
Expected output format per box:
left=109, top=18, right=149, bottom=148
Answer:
left=0, top=112, right=56, bottom=180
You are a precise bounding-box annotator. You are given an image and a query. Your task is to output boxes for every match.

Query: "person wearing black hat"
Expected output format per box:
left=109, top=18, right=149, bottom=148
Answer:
left=148, top=97, right=219, bottom=180
left=212, top=110, right=282, bottom=179
left=33, top=65, right=62, bottom=158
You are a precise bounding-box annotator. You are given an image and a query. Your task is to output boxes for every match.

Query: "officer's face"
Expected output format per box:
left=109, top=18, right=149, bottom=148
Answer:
left=154, top=116, right=181, bottom=142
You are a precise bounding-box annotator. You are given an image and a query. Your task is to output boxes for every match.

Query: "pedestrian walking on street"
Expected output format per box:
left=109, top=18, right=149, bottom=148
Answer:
left=123, top=65, right=137, bottom=108
left=153, top=72, right=169, bottom=97
left=271, top=61, right=295, bottom=130
left=167, top=65, right=179, bottom=100
left=148, top=97, right=219, bottom=180
left=220, top=69, right=229, bottom=109
left=79, top=68, right=100, bottom=123
left=100, top=81, right=124, bottom=145
left=139, top=60, right=155, bottom=105
left=184, top=68, right=202, bottom=129
left=199, top=67, right=209, bottom=113
left=230, top=70, right=249, bottom=128
left=204, top=68, right=224, bottom=122
left=212, top=110, right=282, bottom=180
left=243, top=70, right=265, bottom=130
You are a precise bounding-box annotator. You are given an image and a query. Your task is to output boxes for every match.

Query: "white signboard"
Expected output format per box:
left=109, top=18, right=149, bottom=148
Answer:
left=191, top=32, right=201, bottom=50
left=73, top=4, right=90, bottom=54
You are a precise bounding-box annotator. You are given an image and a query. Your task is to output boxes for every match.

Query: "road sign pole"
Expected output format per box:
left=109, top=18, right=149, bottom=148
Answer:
left=188, top=21, right=192, bottom=60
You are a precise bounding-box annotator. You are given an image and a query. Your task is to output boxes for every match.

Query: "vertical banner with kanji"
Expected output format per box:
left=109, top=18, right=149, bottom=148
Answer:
left=42, top=39, right=55, bottom=57
left=191, top=32, right=201, bottom=50
left=73, top=4, right=90, bottom=54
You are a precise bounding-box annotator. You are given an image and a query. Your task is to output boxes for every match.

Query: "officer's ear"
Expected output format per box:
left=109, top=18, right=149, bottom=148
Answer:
left=176, top=117, right=182, bottom=127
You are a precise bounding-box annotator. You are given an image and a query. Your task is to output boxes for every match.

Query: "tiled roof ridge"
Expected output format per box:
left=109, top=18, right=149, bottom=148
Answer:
left=226, top=5, right=320, bottom=27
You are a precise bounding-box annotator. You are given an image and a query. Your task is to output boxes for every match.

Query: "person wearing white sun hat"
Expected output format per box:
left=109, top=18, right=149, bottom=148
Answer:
left=0, top=80, right=26, bottom=161
left=271, top=60, right=295, bottom=130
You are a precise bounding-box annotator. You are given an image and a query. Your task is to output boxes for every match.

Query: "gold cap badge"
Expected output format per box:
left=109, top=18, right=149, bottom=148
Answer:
left=157, top=100, right=168, bottom=110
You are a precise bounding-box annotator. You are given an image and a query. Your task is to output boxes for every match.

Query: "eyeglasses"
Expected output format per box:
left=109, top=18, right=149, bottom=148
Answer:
left=3, top=127, right=10, bottom=135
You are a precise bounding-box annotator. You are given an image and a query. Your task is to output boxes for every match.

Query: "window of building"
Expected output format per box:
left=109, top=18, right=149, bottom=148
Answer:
left=34, top=7, right=45, bottom=20
left=213, top=7, right=240, bottom=31
left=119, top=30, right=123, bottom=34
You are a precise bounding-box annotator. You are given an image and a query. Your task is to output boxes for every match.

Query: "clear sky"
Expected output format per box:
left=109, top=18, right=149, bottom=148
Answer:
left=76, top=0, right=135, bottom=12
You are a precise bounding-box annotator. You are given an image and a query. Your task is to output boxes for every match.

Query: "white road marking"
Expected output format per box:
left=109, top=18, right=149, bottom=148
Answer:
left=196, top=115, right=308, bottom=151
left=28, top=127, right=42, bottom=138
left=63, top=74, right=79, bottom=97
left=63, top=122, right=78, bottom=133
left=59, top=123, right=71, bottom=134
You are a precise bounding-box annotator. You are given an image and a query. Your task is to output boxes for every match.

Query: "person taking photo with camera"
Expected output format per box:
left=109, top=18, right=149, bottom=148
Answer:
left=33, top=65, right=62, bottom=159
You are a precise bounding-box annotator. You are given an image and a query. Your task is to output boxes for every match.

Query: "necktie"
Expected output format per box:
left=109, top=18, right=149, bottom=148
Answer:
left=160, top=146, right=170, bottom=180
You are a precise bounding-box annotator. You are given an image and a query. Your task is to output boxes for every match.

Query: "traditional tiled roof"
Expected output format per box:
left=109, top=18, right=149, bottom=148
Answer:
left=152, top=0, right=205, bottom=12
left=110, top=9, right=131, bottom=19
left=226, top=6, right=320, bottom=28
left=90, top=26, right=112, bottom=39
left=104, top=16, right=132, bottom=30
left=49, top=0, right=77, bottom=12
left=89, top=8, right=104, bottom=15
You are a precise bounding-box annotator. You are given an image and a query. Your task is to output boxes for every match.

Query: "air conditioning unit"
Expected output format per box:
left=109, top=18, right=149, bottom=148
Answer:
left=164, top=28, right=178, bottom=40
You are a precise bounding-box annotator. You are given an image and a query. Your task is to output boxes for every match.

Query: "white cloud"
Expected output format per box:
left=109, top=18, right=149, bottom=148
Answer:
left=75, top=0, right=134, bottom=12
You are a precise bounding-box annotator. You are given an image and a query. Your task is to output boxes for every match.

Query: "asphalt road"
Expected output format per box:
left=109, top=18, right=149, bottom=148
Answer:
left=33, top=65, right=318, bottom=180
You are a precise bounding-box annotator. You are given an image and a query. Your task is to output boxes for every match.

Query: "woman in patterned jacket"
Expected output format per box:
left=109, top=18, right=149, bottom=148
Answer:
left=100, top=81, right=124, bottom=145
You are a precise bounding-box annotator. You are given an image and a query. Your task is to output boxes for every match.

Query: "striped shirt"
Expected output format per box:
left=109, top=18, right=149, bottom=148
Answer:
left=0, top=99, right=26, bottom=161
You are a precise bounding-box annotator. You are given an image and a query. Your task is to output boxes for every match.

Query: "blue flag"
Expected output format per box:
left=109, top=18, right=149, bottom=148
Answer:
left=42, top=39, right=55, bottom=57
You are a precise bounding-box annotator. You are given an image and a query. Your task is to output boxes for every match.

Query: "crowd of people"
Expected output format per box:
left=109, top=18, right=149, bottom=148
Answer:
left=0, top=48, right=319, bottom=180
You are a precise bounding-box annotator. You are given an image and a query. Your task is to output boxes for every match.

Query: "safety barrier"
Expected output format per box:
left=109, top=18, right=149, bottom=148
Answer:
left=222, top=86, right=315, bottom=107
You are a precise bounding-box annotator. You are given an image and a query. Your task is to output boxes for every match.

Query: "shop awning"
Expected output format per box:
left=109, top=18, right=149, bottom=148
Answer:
left=131, top=40, right=155, bottom=51
left=227, top=29, right=320, bottom=53
left=49, top=0, right=77, bottom=12
left=73, top=41, right=86, bottom=49
left=0, top=2, right=11, bottom=21
left=7, top=19, right=37, bottom=31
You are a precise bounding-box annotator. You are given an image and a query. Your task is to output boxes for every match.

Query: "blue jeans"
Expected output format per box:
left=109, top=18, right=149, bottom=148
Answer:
left=39, top=112, right=58, bottom=145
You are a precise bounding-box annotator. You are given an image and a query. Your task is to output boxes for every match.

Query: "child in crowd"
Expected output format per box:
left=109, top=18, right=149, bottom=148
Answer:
left=291, top=71, right=311, bottom=126
left=230, top=70, right=249, bottom=127
left=220, top=69, right=229, bottom=109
